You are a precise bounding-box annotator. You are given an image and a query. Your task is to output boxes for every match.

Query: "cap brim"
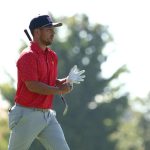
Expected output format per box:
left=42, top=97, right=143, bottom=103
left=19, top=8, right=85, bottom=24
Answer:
left=52, top=22, right=63, bottom=27
left=41, top=22, right=62, bottom=28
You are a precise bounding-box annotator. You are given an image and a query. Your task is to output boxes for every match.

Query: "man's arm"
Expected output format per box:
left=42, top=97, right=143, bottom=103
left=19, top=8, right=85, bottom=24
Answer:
left=25, top=81, right=71, bottom=95
left=55, top=78, right=67, bottom=86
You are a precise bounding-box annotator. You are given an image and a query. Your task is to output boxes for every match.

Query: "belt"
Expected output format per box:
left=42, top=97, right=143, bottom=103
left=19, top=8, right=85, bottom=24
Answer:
left=16, top=104, right=50, bottom=112
left=33, top=108, right=50, bottom=112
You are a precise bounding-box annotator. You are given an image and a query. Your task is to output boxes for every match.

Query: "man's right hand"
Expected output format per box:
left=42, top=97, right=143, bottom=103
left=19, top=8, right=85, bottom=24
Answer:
left=58, top=82, right=73, bottom=95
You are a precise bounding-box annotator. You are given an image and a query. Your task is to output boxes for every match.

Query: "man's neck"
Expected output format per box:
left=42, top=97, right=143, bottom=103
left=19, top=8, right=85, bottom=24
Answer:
left=38, top=43, right=47, bottom=51
left=33, top=40, right=47, bottom=51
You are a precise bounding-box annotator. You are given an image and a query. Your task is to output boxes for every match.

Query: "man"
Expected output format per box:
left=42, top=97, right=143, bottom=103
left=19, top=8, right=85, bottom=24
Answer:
left=8, top=14, right=76, bottom=150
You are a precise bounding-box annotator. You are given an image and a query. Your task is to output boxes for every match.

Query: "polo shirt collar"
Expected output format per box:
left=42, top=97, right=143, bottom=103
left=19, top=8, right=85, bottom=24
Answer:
left=30, top=42, right=50, bottom=54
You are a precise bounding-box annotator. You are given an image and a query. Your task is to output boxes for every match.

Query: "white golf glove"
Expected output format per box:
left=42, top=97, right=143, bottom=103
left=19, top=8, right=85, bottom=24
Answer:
left=67, top=65, right=86, bottom=84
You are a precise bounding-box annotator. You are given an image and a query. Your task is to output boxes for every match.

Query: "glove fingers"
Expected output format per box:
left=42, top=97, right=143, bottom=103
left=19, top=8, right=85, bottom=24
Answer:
left=74, top=67, right=79, bottom=73
left=76, top=75, right=86, bottom=80
left=78, top=70, right=85, bottom=75
left=75, top=77, right=84, bottom=82
left=70, top=65, right=77, bottom=74
left=80, top=75, right=86, bottom=78
left=78, top=78, right=84, bottom=81
left=69, top=75, right=85, bottom=81
left=73, top=81, right=80, bottom=84
left=68, top=65, right=86, bottom=84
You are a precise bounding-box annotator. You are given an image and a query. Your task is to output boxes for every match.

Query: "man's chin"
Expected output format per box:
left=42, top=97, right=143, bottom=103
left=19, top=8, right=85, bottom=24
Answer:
left=45, top=41, right=52, bottom=46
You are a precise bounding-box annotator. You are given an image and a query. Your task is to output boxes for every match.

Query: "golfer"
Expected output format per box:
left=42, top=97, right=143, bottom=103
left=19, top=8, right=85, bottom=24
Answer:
left=8, top=14, right=72, bottom=150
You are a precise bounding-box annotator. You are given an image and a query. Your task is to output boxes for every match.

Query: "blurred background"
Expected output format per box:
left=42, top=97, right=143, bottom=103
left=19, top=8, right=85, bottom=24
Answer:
left=0, top=0, right=150, bottom=149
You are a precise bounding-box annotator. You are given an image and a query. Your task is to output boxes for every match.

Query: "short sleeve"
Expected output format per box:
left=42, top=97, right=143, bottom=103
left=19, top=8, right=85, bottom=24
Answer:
left=17, top=52, right=38, bottom=82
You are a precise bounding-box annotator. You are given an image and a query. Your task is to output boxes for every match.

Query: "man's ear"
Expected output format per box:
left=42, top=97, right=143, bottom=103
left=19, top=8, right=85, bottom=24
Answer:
left=34, top=29, right=40, bottom=38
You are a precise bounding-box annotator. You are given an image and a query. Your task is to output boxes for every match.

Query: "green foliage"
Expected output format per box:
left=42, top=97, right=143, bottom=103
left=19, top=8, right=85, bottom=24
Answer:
left=140, top=116, right=150, bottom=150
left=110, top=110, right=144, bottom=150
left=29, top=140, right=45, bottom=150
left=138, top=95, right=150, bottom=150
left=0, top=83, right=16, bottom=105
left=0, top=118, right=9, bottom=150
left=18, top=39, right=28, bottom=53
left=51, top=14, right=129, bottom=150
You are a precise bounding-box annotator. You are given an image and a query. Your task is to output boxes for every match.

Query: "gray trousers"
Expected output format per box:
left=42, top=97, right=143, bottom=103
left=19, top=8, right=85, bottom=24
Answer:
left=8, top=105, right=70, bottom=150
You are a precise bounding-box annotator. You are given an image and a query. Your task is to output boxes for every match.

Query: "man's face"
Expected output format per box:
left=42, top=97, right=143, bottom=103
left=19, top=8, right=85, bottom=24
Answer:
left=39, top=27, right=55, bottom=46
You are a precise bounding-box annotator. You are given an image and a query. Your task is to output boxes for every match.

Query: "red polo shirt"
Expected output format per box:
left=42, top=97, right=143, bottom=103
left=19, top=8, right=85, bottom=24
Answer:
left=15, top=42, right=58, bottom=109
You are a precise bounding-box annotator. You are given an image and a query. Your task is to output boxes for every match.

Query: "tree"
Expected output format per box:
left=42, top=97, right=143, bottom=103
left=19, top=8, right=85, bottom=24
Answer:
left=0, top=82, right=15, bottom=106
left=51, top=14, right=129, bottom=150
left=110, top=109, right=144, bottom=150
left=138, top=94, right=150, bottom=150
left=0, top=118, right=9, bottom=150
